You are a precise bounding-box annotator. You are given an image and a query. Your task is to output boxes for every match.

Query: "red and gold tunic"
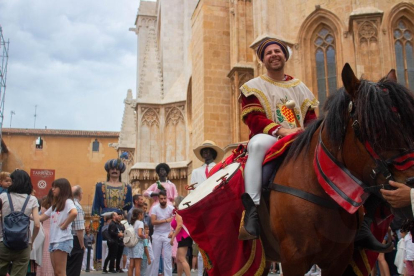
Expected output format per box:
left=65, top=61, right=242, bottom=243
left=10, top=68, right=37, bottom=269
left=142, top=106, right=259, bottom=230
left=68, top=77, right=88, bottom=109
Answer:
left=240, top=74, right=319, bottom=138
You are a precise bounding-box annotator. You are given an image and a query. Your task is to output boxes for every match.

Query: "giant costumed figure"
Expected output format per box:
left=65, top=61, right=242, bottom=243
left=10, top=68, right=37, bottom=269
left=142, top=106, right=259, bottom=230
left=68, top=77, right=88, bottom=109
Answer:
left=92, top=159, right=132, bottom=269
left=144, top=163, right=178, bottom=214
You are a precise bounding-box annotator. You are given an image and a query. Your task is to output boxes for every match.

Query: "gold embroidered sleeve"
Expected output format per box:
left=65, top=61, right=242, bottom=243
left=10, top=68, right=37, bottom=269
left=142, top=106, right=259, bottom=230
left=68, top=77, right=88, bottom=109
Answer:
left=241, top=106, right=266, bottom=122
left=263, top=123, right=278, bottom=135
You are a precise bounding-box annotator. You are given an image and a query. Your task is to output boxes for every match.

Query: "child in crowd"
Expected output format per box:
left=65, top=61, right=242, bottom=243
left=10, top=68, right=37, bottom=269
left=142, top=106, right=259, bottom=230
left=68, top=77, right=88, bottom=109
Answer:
left=37, top=189, right=54, bottom=276
left=0, top=171, right=11, bottom=194
left=82, top=226, right=95, bottom=271
left=40, top=178, right=78, bottom=276
left=128, top=208, right=146, bottom=276
left=141, top=224, right=152, bottom=276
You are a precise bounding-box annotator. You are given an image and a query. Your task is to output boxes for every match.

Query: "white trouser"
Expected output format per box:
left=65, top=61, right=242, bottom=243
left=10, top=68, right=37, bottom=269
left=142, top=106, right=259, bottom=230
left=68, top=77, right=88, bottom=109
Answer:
left=149, top=234, right=172, bottom=276
left=198, top=252, right=204, bottom=276
left=102, top=240, right=108, bottom=262
left=82, top=248, right=94, bottom=270
left=245, top=133, right=278, bottom=204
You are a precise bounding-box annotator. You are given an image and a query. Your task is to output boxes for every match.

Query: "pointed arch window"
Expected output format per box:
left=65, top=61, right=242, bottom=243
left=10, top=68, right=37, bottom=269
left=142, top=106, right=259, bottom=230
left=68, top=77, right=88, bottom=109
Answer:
left=394, top=18, right=414, bottom=90
left=314, top=26, right=337, bottom=107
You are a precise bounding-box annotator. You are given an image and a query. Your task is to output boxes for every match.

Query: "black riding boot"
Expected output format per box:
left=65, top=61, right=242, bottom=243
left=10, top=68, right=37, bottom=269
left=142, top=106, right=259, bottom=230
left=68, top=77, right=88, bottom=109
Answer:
left=354, top=196, right=393, bottom=253
left=239, top=193, right=260, bottom=240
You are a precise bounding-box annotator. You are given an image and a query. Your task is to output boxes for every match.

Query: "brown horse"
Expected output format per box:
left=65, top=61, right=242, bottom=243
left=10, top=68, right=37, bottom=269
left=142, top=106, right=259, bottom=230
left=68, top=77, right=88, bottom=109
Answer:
left=269, top=64, right=414, bottom=275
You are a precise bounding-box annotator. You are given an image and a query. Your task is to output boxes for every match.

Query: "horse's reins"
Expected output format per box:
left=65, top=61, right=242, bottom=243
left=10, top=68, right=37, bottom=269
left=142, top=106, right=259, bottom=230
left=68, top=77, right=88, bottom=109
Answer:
left=271, top=98, right=414, bottom=209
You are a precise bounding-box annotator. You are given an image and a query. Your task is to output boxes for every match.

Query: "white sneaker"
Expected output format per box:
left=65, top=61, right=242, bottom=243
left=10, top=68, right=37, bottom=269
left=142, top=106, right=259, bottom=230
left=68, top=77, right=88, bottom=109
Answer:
left=191, top=269, right=195, bottom=272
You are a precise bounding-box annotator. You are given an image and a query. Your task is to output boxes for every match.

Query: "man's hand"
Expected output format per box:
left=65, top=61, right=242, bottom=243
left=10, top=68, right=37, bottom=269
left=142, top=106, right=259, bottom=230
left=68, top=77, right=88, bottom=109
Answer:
left=276, top=127, right=302, bottom=137
left=150, top=192, right=159, bottom=197
left=118, top=232, right=124, bottom=237
left=380, top=181, right=411, bottom=208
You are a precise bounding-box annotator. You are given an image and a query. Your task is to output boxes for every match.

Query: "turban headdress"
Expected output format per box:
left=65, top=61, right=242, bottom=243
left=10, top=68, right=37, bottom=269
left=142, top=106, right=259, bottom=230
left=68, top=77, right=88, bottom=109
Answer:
left=257, top=38, right=290, bottom=62
left=104, top=158, right=126, bottom=173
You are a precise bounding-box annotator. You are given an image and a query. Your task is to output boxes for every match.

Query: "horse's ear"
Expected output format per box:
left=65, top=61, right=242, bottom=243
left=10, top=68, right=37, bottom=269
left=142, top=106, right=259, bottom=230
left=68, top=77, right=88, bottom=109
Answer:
left=341, top=63, right=360, bottom=98
left=386, top=69, right=397, bottom=82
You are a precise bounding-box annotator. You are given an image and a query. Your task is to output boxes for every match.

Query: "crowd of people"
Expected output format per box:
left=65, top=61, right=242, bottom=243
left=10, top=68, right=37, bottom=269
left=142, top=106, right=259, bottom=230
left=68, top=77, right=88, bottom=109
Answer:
left=0, top=37, right=414, bottom=276
left=0, top=141, right=220, bottom=276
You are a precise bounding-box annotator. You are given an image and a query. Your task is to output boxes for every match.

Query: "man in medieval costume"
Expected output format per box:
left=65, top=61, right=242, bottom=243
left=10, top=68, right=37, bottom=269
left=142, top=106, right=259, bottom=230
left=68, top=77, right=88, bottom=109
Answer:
left=92, top=158, right=133, bottom=269
left=191, top=140, right=224, bottom=189
left=239, top=37, right=319, bottom=240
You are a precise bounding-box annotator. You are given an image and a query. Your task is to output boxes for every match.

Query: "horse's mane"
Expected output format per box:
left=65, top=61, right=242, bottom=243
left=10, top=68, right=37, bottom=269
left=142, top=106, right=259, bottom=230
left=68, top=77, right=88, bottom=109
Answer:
left=287, top=79, right=414, bottom=161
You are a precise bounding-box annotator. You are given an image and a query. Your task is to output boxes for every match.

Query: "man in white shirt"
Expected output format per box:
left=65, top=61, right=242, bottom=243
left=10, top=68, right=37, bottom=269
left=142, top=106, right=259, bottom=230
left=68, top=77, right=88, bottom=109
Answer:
left=149, top=190, right=174, bottom=276
left=190, top=140, right=224, bottom=275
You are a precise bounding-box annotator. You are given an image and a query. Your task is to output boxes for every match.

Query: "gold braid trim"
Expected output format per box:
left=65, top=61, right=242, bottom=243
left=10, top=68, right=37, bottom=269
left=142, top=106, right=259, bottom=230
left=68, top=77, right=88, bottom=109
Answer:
left=239, top=210, right=246, bottom=233
left=360, top=249, right=371, bottom=273
left=240, top=84, right=272, bottom=119
left=233, top=239, right=257, bottom=276
left=300, top=98, right=319, bottom=117
left=263, top=138, right=296, bottom=163
left=263, top=123, right=278, bottom=134
left=260, top=75, right=301, bottom=88
left=199, top=247, right=212, bottom=270
left=349, top=260, right=364, bottom=276
left=241, top=106, right=265, bottom=122
left=254, top=240, right=266, bottom=276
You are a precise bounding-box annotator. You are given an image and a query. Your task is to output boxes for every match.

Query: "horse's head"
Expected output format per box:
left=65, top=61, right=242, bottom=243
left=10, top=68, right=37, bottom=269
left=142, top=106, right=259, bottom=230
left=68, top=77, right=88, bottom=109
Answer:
left=338, top=63, right=414, bottom=218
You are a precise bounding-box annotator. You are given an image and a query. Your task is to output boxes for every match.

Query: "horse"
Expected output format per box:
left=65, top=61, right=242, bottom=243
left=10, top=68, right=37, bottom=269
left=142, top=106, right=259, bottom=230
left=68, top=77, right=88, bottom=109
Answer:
left=268, top=63, right=414, bottom=275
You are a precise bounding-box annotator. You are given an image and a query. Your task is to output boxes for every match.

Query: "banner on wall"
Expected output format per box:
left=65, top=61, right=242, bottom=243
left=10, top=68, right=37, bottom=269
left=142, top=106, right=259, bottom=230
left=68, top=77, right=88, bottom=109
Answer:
left=30, top=169, right=55, bottom=198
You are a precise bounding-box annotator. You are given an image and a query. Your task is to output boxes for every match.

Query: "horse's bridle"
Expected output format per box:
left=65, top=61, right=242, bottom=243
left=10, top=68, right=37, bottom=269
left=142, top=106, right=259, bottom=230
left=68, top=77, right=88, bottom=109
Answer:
left=348, top=101, right=414, bottom=193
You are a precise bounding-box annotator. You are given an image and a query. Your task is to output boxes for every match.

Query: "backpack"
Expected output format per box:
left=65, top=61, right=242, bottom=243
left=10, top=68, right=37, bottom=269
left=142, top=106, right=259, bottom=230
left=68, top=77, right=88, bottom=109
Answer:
left=2, top=193, right=31, bottom=250
left=122, top=221, right=139, bottom=248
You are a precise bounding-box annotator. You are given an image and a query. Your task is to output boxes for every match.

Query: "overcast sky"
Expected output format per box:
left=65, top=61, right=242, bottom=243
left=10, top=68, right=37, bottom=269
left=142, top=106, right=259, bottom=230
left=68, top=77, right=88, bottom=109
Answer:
left=0, top=0, right=149, bottom=131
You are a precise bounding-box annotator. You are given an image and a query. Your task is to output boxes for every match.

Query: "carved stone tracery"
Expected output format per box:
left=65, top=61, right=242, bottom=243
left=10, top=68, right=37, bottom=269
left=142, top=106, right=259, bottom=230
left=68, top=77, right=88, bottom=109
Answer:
left=141, top=107, right=160, bottom=127
left=359, top=21, right=378, bottom=44
left=165, top=106, right=185, bottom=126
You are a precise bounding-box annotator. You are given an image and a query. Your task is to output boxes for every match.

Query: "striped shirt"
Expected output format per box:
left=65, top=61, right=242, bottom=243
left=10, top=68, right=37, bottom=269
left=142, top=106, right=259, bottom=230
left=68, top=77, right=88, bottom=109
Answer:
left=71, top=198, right=85, bottom=235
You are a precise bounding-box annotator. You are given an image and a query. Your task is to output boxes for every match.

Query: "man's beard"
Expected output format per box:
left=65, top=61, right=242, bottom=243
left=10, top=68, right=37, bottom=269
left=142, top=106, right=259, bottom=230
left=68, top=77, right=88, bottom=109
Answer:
left=160, top=202, right=167, bottom=207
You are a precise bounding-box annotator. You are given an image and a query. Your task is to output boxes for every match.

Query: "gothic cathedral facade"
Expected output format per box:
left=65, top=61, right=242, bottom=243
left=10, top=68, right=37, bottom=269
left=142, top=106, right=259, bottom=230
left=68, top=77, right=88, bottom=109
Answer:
left=117, top=0, right=414, bottom=196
